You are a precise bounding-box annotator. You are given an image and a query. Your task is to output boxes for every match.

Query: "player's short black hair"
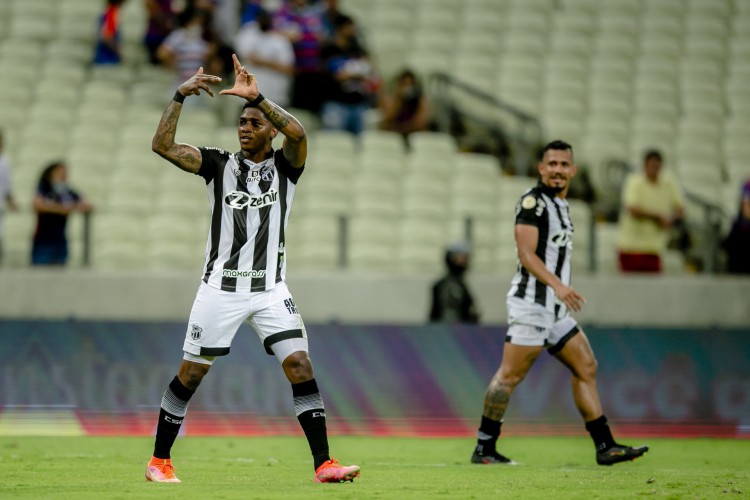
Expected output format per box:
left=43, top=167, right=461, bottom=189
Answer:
left=540, top=140, right=573, bottom=160
left=643, top=149, right=663, bottom=163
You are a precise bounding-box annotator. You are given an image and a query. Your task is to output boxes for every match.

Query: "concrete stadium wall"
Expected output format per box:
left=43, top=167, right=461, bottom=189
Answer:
left=0, top=269, right=748, bottom=327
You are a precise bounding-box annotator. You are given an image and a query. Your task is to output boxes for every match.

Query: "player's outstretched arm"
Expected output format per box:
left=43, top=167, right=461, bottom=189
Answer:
left=152, top=67, right=222, bottom=173
left=515, top=224, right=586, bottom=312
left=220, top=54, right=307, bottom=168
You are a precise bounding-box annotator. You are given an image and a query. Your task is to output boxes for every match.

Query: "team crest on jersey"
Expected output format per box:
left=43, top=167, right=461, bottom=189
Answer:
left=190, top=324, right=202, bottom=340
left=260, top=164, right=275, bottom=181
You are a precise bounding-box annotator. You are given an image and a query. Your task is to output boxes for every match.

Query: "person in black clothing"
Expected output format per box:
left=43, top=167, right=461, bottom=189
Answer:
left=318, top=14, right=378, bottom=136
left=429, top=242, right=480, bottom=324
left=31, top=161, right=92, bottom=266
left=723, top=179, right=750, bottom=274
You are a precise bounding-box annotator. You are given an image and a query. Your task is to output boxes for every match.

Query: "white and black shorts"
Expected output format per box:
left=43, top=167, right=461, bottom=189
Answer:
left=182, top=281, right=308, bottom=365
left=505, top=297, right=580, bottom=354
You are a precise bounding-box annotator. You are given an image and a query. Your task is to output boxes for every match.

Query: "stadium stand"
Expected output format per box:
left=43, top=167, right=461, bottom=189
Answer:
left=1, top=0, right=748, bottom=276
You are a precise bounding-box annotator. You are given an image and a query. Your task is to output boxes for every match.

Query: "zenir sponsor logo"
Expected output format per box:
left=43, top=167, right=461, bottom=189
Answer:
left=550, top=229, right=573, bottom=248
left=224, top=189, right=278, bottom=209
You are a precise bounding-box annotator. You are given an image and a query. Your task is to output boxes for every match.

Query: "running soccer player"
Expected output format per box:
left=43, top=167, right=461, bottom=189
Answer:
left=145, top=55, right=360, bottom=484
left=471, top=140, right=648, bottom=466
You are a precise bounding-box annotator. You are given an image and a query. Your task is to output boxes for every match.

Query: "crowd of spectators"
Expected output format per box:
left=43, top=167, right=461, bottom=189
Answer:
left=92, top=0, right=432, bottom=139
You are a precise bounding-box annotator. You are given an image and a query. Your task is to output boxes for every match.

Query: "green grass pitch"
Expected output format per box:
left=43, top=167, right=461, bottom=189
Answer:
left=0, top=436, right=747, bottom=499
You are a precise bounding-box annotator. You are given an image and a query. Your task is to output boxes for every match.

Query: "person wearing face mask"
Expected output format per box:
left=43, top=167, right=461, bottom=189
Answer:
left=319, top=14, right=379, bottom=136
left=235, top=9, right=295, bottom=108
left=31, top=162, right=93, bottom=266
left=429, top=242, right=480, bottom=324
left=379, top=69, right=432, bottom=140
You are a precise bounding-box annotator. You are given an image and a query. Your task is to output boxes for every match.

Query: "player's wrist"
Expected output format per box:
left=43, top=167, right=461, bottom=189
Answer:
left=173, top=90, right=186, bottom=104
left=246, top=93, right=265, bottom=107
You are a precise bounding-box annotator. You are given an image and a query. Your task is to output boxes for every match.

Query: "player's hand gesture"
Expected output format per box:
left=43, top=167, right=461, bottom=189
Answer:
left=553, top=284, right=586, bottom=312
left=220, top=53, right=260, bottom=100
left=177, top=67, right=222, bottom=97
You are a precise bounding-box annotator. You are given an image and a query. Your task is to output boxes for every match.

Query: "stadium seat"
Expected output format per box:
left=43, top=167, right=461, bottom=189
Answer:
left=1, top=210, right=34, bottom=267
left=8, top=16, right=56, bottom=42
left=593, top=222, right=620, bottom=275
left=147, top=240, right=206, bottom=271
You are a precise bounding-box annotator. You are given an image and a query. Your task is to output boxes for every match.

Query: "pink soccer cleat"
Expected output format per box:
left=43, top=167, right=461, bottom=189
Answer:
left=314, top=458, right=360, bottom=483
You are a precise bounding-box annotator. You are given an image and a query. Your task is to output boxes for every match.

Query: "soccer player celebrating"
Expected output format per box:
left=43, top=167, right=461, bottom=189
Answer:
left=471, top=141, right=648, bottom=466
left=145, top=55, right=360, bottom=484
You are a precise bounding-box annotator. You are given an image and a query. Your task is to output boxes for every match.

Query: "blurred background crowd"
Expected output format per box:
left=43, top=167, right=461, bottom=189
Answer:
left=0, top=0, right=749, bottom=282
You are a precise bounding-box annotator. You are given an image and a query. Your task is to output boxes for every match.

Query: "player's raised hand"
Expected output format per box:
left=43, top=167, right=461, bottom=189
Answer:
left=177, top=67, right=222, bottom=97
left=220, top=53, right=260, bottom=100
left=554, top=284, right=587, bottom=312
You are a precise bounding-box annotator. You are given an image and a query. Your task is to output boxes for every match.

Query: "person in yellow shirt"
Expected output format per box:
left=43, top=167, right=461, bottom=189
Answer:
left=617, top=150, right=685, bottom=272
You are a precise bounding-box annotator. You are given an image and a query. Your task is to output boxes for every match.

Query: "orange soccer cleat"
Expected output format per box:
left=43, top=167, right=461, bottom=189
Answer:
left=145, top=456, right=181, bottom=483
left=314, top=458, right=361, bottom=483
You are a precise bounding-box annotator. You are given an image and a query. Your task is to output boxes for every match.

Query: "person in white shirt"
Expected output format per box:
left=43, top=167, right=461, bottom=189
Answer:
left=235, top=9, right=295, bottom=108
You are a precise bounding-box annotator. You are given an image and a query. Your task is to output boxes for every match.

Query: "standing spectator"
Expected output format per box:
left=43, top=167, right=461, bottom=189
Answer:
left=617, top=150, right=685, bottom=273
left=93, top=0, right=127, bottom=65
left=144, top=0, right=175, bottom=65
left=235, top=9, right=295, bottom=108
left=319, top=15, right=378, bottom=136
left=157, top=5, right=219, bottom=85
left=723, top=179, right=750, bottom=274
left=31, top=162, right=93, bottom=266
left=0, top=129, right=19, bottom=263
left=379, top=69, right=432, bottom=140
left=429, top=242, right=480, bottom=324
left=274, top=0, right=326, bottom=113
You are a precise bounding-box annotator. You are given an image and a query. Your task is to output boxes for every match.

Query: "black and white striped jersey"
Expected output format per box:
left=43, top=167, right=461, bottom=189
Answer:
left=196, top=147, right=303, bottom=292
left=507, top=182, right=574, bottom=319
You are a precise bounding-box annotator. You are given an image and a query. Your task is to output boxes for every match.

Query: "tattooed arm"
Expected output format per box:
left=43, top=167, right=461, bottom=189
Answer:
left=220, top=54, right=307, bottom=168
left=152, top=67, right=222, bottom=173
left=257, top=99, right=307, bottom=168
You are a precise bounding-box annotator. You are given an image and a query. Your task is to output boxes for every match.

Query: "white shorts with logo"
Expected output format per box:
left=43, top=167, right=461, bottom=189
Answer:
left=505, top=297, right=580, bottom=354
left=183, top=281, right=308, bottom=365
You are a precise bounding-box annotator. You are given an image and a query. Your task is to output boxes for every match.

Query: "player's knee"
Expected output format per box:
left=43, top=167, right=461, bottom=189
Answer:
left=179, top=362, right=210, bottom=390
left=282, top=351, right=313, bottom=382
left=495, top=370, right=525, bottom=388
left=578, top=356, right=598, bottom=381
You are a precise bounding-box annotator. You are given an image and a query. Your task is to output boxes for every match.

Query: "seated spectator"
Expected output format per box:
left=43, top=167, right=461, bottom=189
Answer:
left=429, top=242, right=480, bottom=324
left=617, top=150, right=685, bottom=273
left=379, top=69, right=432, bottom=139
left=723, top=179, right=750, bottom=274
left=319, top=15, right=379, bottom=136
left=235, top=9, right=295, bottom=108
left=144, top=0, right=175, bottom=65
left=157, top=5, right=219, bottom=85
left=32, top=162, right=93, bottom=266
left=0, top=129, right=19, bottom=263
left=93, top=0, right=126, bottom=65
left=274, top=0, right=327, bottom=113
